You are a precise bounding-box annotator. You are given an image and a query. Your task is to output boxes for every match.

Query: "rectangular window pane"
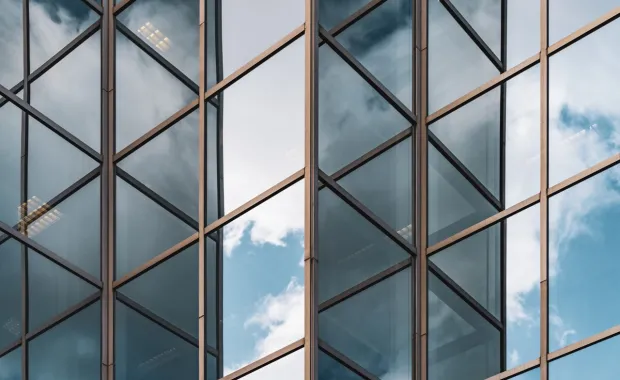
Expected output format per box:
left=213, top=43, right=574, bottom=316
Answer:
left=550, top=335, right=620, bottom=379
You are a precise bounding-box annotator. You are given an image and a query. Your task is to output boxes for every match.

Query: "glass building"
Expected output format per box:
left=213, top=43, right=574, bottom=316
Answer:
left=1, top=0, right=620, bottom=379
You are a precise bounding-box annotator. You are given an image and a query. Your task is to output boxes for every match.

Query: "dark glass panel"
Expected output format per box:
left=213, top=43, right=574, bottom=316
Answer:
left=28, top=249, right=97, bottom=331
left=27, top=118, right=98, bottom=211
left=119, top=244, right=198, bottom=338
left=549, top=19, right=620, bottom=186
left=549, top=335, right=620, bottom=379
left=115, top=176, right=196, bottom=278
left=507, top=0, right=539, bottom=68
left=0, top=240, right=21, bottom=349
left=0, top=103, right=21, bottom=226
left=336, top=0, right=413, bottom=108
left=549, top=0, right=618, bottom=45
left=450, top=0, right=501, bottom=57
left=29, top=0, right=97, bottom=71
left=549, top=165, right=620, bottom=351
left=30, top=32, right=100, bottom=152
left=30, top=177, right=100, bottom=279
left=115, top=300, right=198, bottom=380
left=428, top=0, right=498, bottom=114
left=318, top=186, right=409, bottom=303
left=207, top=353, right=217, bottom=380
left=216, top=183, right=304, bottom=373
left=212, top=38, right=304, bottom=214
left=115, top=30, right=196, bottom=151
left=236, top=349, right=303, bottom=380
left=117, top=0, right=199, bottom=82
left=0, top=346, right=20, bottom=380
left=428, top=272, right=500, bottom=380
left=0, top=0, right=23, bottom=89
left=318, top=349, right=363, bottom=380
left=337, top=138, right=412, bottom=243
left=320, top=269, right=412, bottom=379
left=319, top=0, right=369, bottom=30
left=318, top=45, right=410, bottom=175
left=28, top=302, right=100, bottom=380
left=119, top=110, right=199, bottom=221
left=206, top=0, right=217, bottom=88
left=427, top=143, right=496, bottom=246
left=206, top=236, right=217, bottom=348
left=206, top=102, right=219, bottom=225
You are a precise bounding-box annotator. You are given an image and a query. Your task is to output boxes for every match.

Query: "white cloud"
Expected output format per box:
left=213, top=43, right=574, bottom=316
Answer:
left=509, top=349, right=520, bottom=367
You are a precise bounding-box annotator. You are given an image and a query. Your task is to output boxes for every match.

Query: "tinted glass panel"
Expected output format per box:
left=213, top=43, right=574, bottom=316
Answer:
left=115, top=301, right=198, bottom=380
left=319, top=0, right=369, bottom=30
left=206, top=236, right=217, bottom=348
left=549, top=0, right=619, bottom=45
left=0, top=347, right=20, bottom=380
left=29, top=302, right=100, bottom=380
left=0, top=103, right=21, bottom=225
left=0, top=0, right=22, bottom=89
left=0, top=240, right=21, bottom=349
left=318, top=349, right=363, bottom=380
left=238, top=349, right=303, bottom=380
left=450, top=0, right=501, bottom=57
left=513, top=368, right=541, bottom=380
left=206, top=102, right=219, bottom=225
left=507, top=0, right=539, bottom=68
left=207, top=353, right=217, bottom=380
left=549, top=335, right=620, bottom=379
left=549, top=165, right=620, bottom=351
left=549, top=20, right=620, bottom=186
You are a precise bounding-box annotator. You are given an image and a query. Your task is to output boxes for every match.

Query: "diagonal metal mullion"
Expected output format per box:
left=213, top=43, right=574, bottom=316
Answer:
left=319, top=341, right=379, bottom=380
left=116, top=292, right=199, bottom=348
left=113, top=0, right=135, bottom=15
left=0, top=339, right=21, bottom=360
left=116, top=167, right=199, bottom=231
left=319, top=26, right=416, bottom=124
left=116, top=22, right=199, bottom=94
left=439, top=0, right=503, bottom=72
left=319, top=0, right=388, bottom=47
left=80, top=0, right=104, bottom=14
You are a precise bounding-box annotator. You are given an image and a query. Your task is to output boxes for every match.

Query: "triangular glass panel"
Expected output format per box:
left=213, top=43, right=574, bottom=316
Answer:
left=27, top=118, right=98, bottom=212
left=115, top=30, right=196, bottom=152
left=118, top=243, right=198, bottom=337
left=237, top=349, right=303, bottom=380
left=318, top=45, right=410, bottom=175
left=0, top=346, right=21, bottom=380
left=117, top=0, right=199, bottom=83
left=0, top=102, right=22, bottom=225
left=30, top=177, right=100, bottom=279
left=319, top=0, right=369, bottom=30
left=28, top=249, right=97, bottom=331
left=318, top=186, right=410, bottom=303
left=0, top=0, right=23, bottom=90
left=430, top=87, right=501, bottom=199
left=450, top=0, right=501, bottom=58
left=318, top=350, right=364, bottom=380
left=338, top=138, right=413, bottom=243
left=319, top=269, right=411, bottom=379
left=0, top=239, right=22, bottom=349
left=115, top=300, right=198, bottom=380
left=337, top=0, right=412, bottom=108
left=427, top=143, right=496, bottom=246
left=119, top=110, right=199, bottom=221
left=428, top=0, right=498, bottom=113
left=28, top=301, right=100, bottom=379
left=115, top=177, right=196, bottom=278
left=30, top=31, right=101, bottom=152
left=29, top=0, right=97, bottom=71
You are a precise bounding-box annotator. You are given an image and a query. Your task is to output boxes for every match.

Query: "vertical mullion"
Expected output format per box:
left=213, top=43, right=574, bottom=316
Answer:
left=499, top=0, right=508, bottom=373
left=413, top=0, right=421, bottom=378
left=198, top=0, right=207, bottom=376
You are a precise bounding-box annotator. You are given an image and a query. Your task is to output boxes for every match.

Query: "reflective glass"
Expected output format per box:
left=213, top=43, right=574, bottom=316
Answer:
left=0, top=347, right=20, bottom=380
left=0, top=103, right=21, bottom=225
left=336, top=0, right=413, bottom=108
left=115, top=300, right=198, bottom=380
left=320, top=269, right=412, bottom=379
left=318, top=349, right=363, bottom=380
left=210, top=38, right=304, bottom=214
left=206, top=0, right=216, bottom=88
left=0, top=240, right=21, bottom=349
left=214, top=182, right=304, bottom=374
left=428, top=0, right=499, bottom=114
left=318, top=186, right=410, bottom=303
left=319, top=45, right=410, bottom=175
left=28, top=118, right=98, bottom=211
left=0, top=0, right=22, bottom=89
left=206, top=236, right=217, bottom=348
left=427, top=143, right=496, bottom=246
left=319, top=0, right=369, bottom=30
left=117, top=0, right=200, bottom=82
left=29, top=0, right=97, bottom=71
left=549, top=20, right=620, bottom=186
left=550, top=335, right=620, bottom=379
left=238, top=349, right=303, bottom=380
left=549, top=165, right=620, bottom=351
left=338, top=138, right=413, bottom=243
left=30, top=32, right=100, bottom=152
left=206, top=102, right=219, bottom=225
left=512, top=368, right=541, bottom=380
left=29, top=302, right=100, bottom=380
left=207, top=353, right=217, bottom=380
left=115, top=30, right=196, bottom=151
left=507, top=0, right=539, bottom=69
left=450, top=0, right=501, bottom=58
left=119, top=244, right=198, bottom=338
left=30, top=177, right=100, bottom=279
left=215, top=0, right=304, bottom=80
left=115, top=176, right=196, bottom=278
left=549, top=0, right=619, bottom=45
left=28, top=249, right=97, bottom=331
left=119, top=110, right=199, bottom=221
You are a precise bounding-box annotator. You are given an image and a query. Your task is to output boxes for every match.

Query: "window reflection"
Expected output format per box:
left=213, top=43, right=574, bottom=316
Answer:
left=0, top=103, right=21, bottom=226
left=507, top=0, right=539, bottom=68
left=450, top=0, right=501, bottom=58
left=0, top=346, right=20, bottom=380
left=0, top=0, right=22, bottom=90
left=237, top=349, right=303, bottom=380
left=0, top=240, right=21, bottom=350
left=549, top=0, right=619, bottom=45
left=549, top=335, right=620, bottom=379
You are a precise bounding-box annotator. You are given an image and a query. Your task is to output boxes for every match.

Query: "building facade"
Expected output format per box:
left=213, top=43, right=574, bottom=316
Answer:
left=0, top=0, right=619, bottom=379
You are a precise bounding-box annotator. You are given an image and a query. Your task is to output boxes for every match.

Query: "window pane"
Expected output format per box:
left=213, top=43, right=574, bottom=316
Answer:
left=0, top=240, right=21, bottom=349
left=0, top=103, right=21, bottom=226
left=512, top=367, right=541, bottom=380
left=507, top=0, right=539, bottom=69
left=549, top=164, right=620, bottom=351
left=549, top=0, right=619, bottom=45
left=115, top=177, right=196, bottom=278
left=450, top=0, right=501, bottom=57
left=207, top=352, right=217, bottom=380
left=0, top=0, right=22, bottom=90
left=238, top=349, right=303, bottom=380
left=117, top=0, right=200, bottom=82
left=318, top=186, right=410, bottom=303
left=29, top=302, right=100, bottom=380
left=549, top=335, right=620, bottom=379
left=0, top=346, right=20, bottom=380
left=206, top=236, right=217, bottom=348
left=320, top=269, right=412, bottom=379
left=28, top=250, right=97, bottom=331
left=206, top=102, right=219, bottom=225
left=337, top=138, right=413, bottom=243
left=319, top=0, right=369, bottom=30
left=119, top=244, right=198, bottom=338
left=30, top=32, right=100, bottom=152
left=214, top=182, right=304, bottom=374
left=318, top=349, right=363, bottom=380
left=549, top=20, right=620, bottom=186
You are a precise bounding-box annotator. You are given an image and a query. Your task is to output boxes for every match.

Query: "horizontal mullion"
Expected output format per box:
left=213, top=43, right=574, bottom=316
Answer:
left=220, top=338, right=304, bottom=380
left=549, top=153, right=620, bottom=197
left=548, top=324, right=620, bottom=363
left=484, top=358, right=540, bottom=380
left=319, top=340, right=379, bottom=380
left=80, top=0, right=103, bottom=14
